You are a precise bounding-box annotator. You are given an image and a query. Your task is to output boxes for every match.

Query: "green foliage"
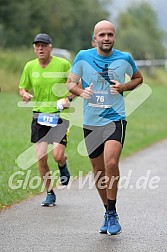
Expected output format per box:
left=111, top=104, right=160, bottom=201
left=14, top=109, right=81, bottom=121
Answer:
left=0, top=48, right=35, bottom=72
left=115, top=1, right=165, bottom=59
left=0, top=48, right=35, bottom=93
left=0, top=0, right=110, bottom=52
left=0, top=0, right=165, bottom=58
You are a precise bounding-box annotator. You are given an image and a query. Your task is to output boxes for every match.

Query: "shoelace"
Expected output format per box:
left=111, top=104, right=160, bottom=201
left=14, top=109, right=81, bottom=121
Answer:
left=108, top=214, right=118, bottom=225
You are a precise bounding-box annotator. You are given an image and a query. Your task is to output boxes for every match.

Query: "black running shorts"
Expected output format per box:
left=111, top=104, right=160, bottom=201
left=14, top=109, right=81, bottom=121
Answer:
left=83, top=120, right=127, bottom=159
left=31, top=113, right=69, bottom=145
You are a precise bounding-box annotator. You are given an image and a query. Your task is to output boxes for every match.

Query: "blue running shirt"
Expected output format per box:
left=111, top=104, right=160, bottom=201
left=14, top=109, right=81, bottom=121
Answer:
left=71, top=48, right=138, bottom=126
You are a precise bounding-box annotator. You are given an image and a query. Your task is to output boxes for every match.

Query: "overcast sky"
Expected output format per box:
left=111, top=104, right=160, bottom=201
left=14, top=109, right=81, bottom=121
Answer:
left=110, top=0, right=167, bottom=31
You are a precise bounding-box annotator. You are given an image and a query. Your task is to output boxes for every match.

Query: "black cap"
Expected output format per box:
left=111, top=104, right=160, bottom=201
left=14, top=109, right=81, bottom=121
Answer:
left=33, top=33, right=52, bottom=44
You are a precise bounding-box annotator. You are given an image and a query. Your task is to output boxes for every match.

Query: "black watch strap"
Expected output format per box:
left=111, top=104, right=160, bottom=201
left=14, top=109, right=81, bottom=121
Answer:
left=68, top=96, right=73, bottom=102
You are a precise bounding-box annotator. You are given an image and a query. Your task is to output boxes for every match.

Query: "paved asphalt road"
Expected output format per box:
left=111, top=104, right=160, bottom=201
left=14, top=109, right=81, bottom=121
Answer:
left=0, top=139, right=167, bottom=252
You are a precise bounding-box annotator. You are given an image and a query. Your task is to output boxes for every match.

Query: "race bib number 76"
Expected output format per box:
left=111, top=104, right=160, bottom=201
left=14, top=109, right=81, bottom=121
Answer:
left=88, top=90, right=112, bottom=108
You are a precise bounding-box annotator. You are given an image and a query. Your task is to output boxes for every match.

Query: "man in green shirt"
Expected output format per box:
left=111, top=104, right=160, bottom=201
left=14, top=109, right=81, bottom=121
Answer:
left=19, top=33, right=73, bottom=206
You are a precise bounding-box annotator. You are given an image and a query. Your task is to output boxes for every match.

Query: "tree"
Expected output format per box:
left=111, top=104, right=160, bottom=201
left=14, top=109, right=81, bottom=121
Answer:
left=48, top=0, right=110, bottom=51
left=0, top=0, right=111, bottom=51
left=115, top=2, right=165, bottom=59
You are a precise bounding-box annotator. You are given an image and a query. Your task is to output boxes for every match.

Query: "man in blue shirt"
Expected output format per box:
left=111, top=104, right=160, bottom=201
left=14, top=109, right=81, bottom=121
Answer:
left=66, top=20, right=143, bottom=235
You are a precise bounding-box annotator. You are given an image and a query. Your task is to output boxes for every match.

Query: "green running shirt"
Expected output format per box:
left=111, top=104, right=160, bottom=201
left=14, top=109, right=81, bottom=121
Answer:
left=19, top=56, right=71, bottom=119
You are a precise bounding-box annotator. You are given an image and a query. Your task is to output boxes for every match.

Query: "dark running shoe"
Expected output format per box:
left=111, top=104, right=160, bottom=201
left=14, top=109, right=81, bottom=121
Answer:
left=58, top=162, right=70, bottom=186
left=41, top=191, right=56, bottom=207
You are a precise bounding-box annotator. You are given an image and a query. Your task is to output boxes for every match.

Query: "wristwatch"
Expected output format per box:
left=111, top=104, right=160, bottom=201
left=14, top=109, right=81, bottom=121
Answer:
left=68, top=96, right=73, bottom=102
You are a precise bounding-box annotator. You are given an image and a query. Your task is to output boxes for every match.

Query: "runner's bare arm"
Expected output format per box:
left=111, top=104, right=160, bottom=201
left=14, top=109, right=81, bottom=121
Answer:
left=66, top=73, right=83, bottom=96
left=110, top=70, right=143, bottom=94
left=19, top=88, right=33, bottom=102
left=66, top=73, right=93, bottom=99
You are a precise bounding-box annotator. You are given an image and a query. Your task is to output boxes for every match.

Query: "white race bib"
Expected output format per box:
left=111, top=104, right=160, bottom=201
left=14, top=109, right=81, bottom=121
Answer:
left=88, top=90, right=112, bottom=108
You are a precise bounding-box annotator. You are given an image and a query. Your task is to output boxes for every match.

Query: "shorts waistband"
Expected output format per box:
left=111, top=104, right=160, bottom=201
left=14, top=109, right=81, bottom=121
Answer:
left=33, top=112, right=60, bottom=119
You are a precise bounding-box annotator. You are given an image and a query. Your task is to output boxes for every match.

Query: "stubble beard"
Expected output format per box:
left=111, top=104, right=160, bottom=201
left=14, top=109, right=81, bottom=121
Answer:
left=99, top=44, right=113, bottom=53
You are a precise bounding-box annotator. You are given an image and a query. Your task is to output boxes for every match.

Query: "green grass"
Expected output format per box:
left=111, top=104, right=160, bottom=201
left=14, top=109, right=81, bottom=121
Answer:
left=0, top=66, right=167, bottom=210
left=0, top=48, right=35, bottom=93
left=122, top=82, right=167, bottom=157
left=0, top=48, right=35, bottom=73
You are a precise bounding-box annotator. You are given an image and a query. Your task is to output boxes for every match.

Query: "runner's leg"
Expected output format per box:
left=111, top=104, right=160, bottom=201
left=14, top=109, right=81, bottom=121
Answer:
left=104, top=140, right=122, bottom=201
left=35, top=142, right=52, bottom=191
left=90, top=154, right=108, bottom=206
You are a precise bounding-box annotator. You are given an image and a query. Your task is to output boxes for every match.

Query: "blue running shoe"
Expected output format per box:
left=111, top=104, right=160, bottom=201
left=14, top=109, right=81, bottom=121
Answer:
left=107, top=211, right=121, bottom=235
left=58, top=163, right=70, bottom=186
left=99, top=212, right=108, bottom=234
left=41, top=192, right=56, bottom=206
